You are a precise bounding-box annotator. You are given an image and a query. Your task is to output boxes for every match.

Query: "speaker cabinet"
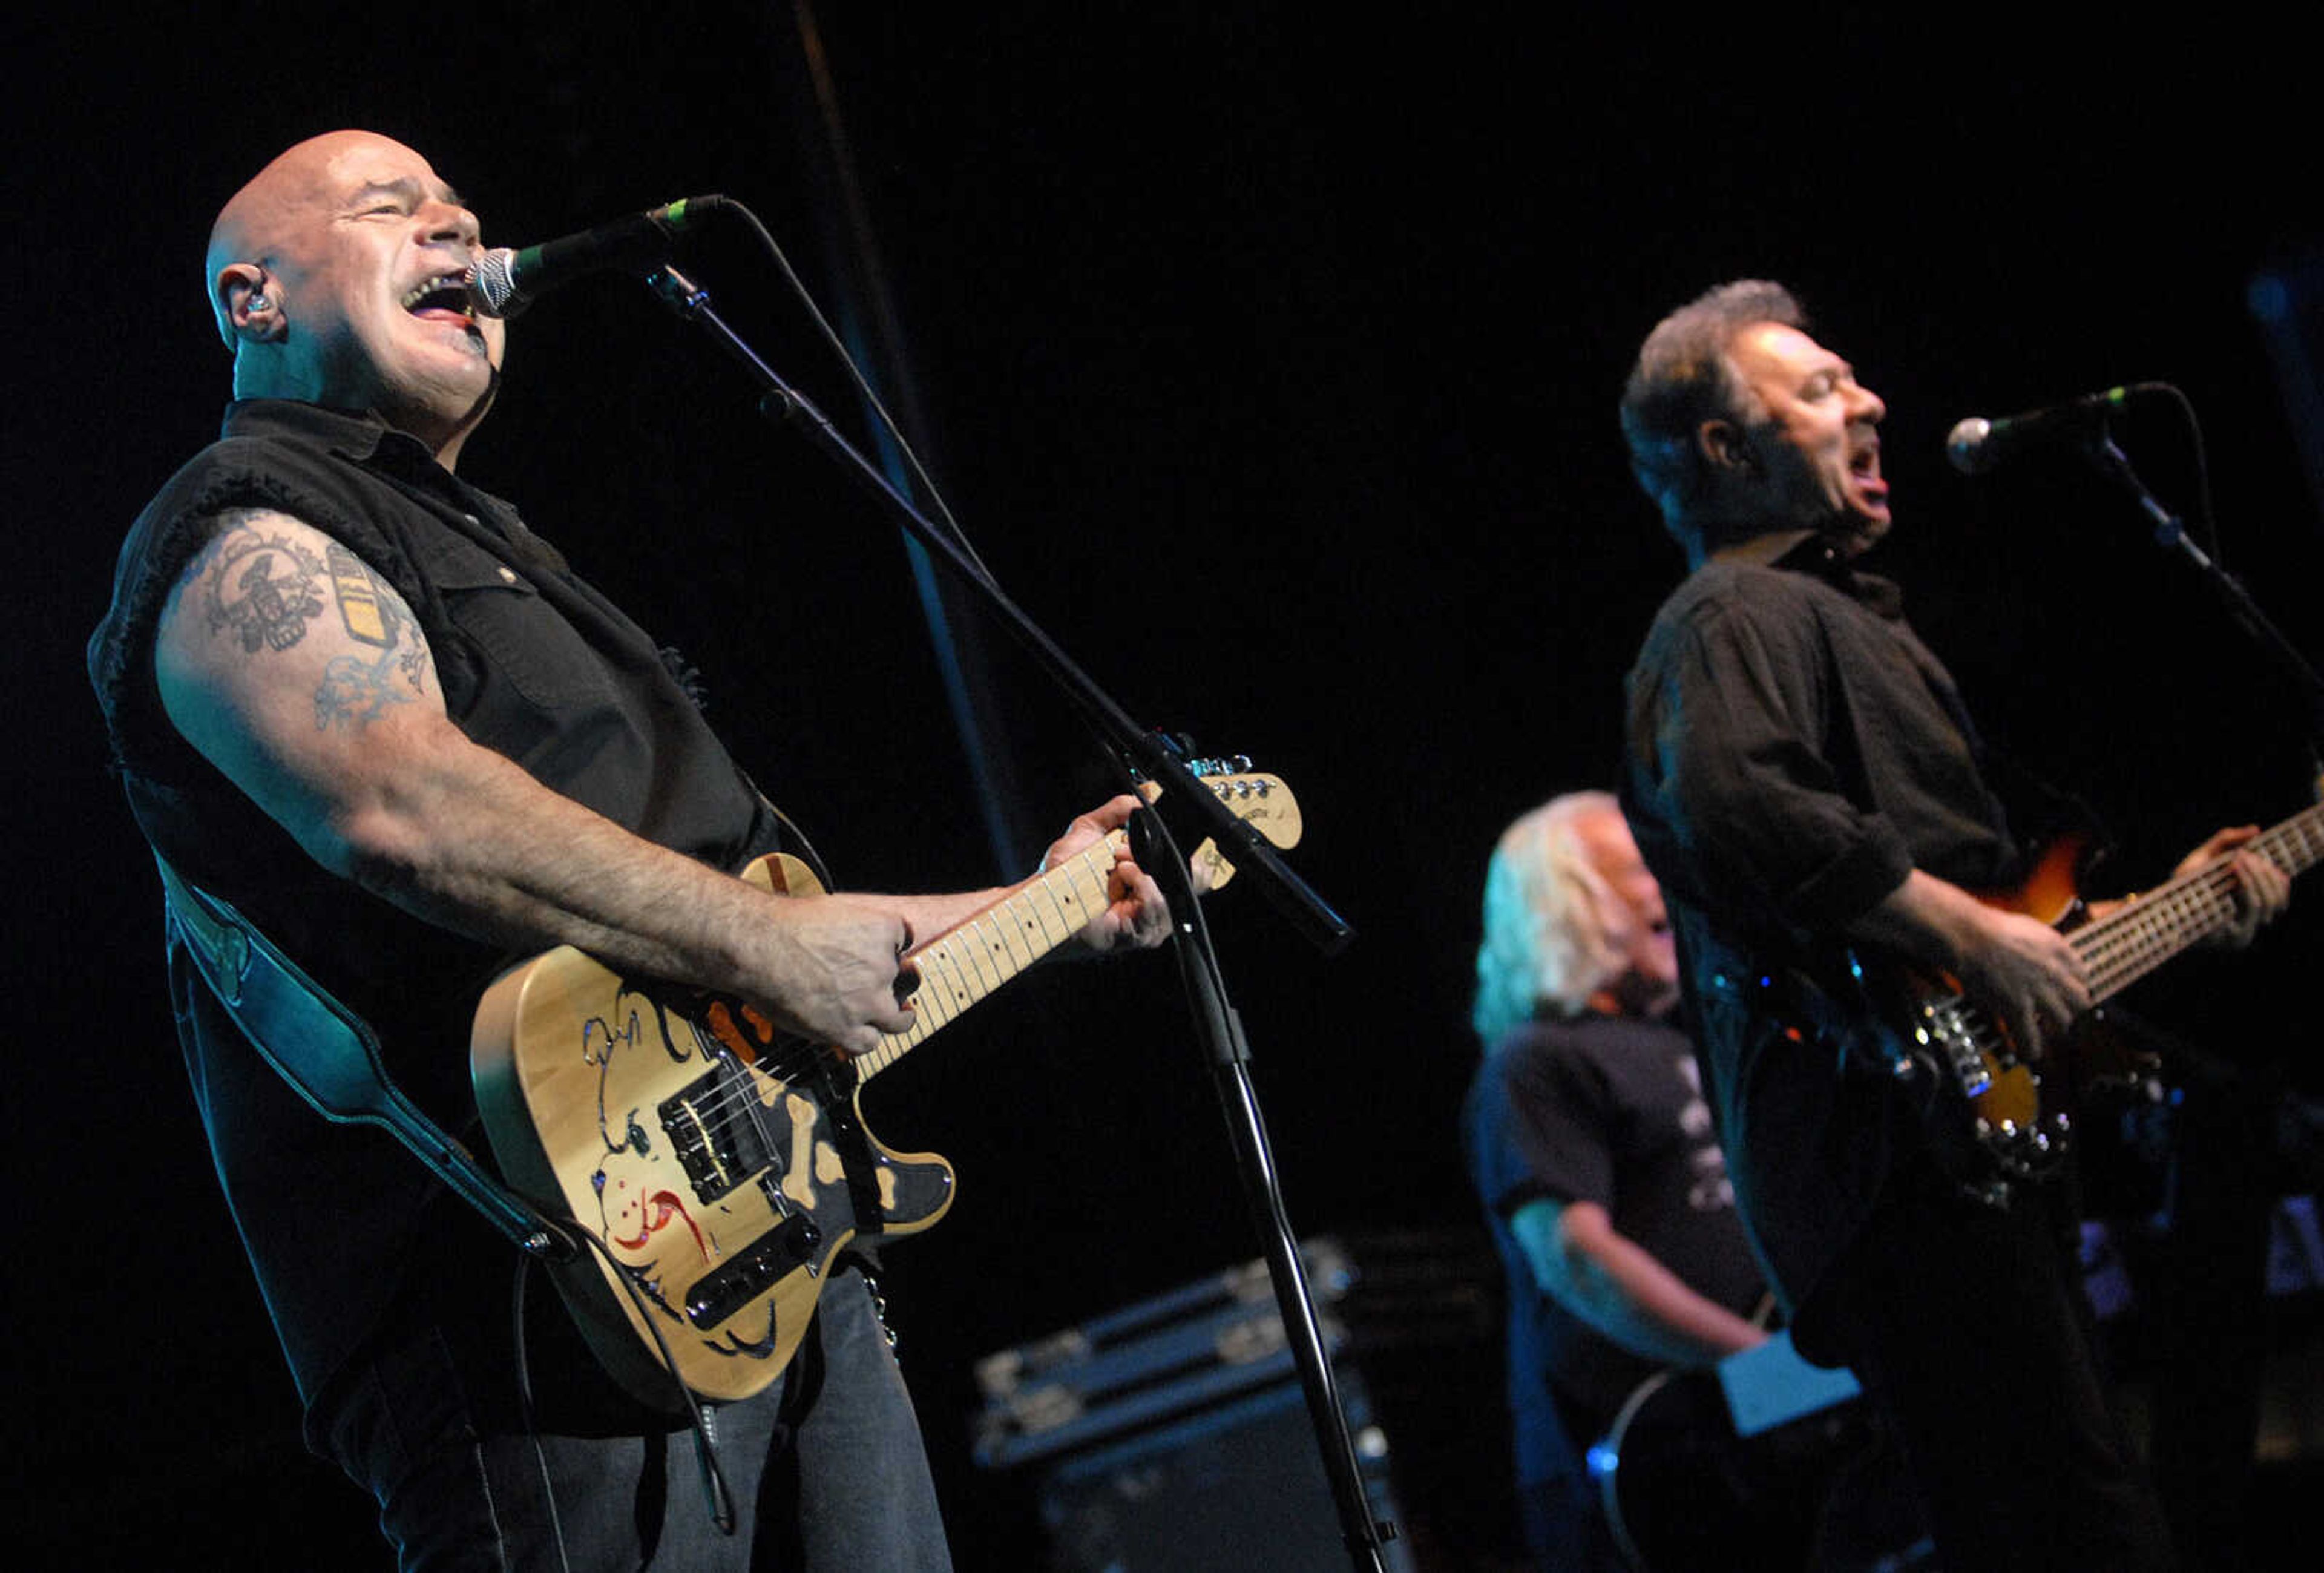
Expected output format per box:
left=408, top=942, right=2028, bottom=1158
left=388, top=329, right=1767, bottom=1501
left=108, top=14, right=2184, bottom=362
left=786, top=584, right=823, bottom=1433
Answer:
left=973, top=1232, right=1522, bottom=1571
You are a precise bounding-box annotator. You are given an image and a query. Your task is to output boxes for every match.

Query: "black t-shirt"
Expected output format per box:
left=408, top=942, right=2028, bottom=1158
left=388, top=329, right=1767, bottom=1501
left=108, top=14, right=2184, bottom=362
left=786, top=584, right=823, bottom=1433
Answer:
left=89, top=400, right=780, bottom=1435
left=1465, top=1014, right=1765, bottom=1479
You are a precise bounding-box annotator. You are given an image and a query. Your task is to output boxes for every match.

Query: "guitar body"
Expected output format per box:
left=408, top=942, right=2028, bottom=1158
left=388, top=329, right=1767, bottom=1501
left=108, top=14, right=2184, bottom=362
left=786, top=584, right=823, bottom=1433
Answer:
left=467, top=770, right=1305, bottom=1405
left=1861, top=965, right=2069, bottom=1197
left=1597, top=1365, right=1876, bottom=1573
left=471, top=852, right=954, bottom=1408
left=1872, top=835, right=2156, bottom=1191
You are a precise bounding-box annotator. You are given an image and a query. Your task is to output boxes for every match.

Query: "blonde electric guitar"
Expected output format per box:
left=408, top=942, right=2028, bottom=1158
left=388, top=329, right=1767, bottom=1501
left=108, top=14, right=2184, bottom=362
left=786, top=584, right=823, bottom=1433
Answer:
left=470, top=773, right=1299, bottom=1406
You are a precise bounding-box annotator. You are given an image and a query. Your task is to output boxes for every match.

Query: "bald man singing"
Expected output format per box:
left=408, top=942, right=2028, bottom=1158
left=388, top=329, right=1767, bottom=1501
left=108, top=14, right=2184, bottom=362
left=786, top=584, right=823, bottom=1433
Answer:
left=90, top=131, right=1167, bottom=1571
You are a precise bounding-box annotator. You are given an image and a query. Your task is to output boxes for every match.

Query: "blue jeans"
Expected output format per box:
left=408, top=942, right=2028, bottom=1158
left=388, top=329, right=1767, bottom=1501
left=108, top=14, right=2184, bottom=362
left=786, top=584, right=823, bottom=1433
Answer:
left=326, top=1267, right=952, bottom=1571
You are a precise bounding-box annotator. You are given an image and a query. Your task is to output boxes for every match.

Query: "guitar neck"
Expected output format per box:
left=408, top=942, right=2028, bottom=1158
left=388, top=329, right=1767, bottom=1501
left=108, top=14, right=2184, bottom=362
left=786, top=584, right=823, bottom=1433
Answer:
left=2072, top=802, right=2323, bottom=1002
left=851, top=829, right=1128, bottom=1083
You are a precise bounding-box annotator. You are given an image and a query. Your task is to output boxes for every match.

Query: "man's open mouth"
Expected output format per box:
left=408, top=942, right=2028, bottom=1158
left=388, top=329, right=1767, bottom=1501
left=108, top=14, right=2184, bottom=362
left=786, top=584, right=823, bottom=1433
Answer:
left=1848, top=438, right=1886, bottom=495
left=401, top=271, right=476, bottom=322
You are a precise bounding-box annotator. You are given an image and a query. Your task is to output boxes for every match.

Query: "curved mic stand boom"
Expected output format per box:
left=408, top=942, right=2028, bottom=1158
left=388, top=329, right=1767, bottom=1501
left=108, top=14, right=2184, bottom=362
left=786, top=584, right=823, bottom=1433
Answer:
left=641, top=265, right=1390, bottom=1568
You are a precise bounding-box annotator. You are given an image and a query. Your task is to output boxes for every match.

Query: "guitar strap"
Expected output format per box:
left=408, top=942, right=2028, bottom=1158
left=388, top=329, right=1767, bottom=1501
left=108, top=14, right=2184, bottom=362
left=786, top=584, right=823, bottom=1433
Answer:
left=153, top=855, right=743, bottom=1523
left=151, top=849, right=569, bottom=1258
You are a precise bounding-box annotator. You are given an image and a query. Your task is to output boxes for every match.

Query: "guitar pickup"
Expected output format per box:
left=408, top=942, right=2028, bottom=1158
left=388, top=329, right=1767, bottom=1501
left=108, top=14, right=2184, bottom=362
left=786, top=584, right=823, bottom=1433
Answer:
left=661, top=1065, right=775, bottom=1203
left=684, top=1212, right=823, bottom=1328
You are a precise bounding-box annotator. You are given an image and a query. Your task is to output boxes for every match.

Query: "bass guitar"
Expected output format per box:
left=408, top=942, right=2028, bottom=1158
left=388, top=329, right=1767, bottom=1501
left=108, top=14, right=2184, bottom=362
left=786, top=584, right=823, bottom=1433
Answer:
left=470, top=773, right=1299, bottom=1406
left=1868, top=801, right=2320, bottom=1190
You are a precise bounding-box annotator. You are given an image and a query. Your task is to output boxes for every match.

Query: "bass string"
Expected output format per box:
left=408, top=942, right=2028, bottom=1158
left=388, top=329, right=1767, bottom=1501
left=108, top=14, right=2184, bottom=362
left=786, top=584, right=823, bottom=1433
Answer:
left=2075, top=810, right=2313, bottom=987
left=2077, top=854, right=2276, bottom=996
left=2260, top=815, right=2321, bottom=880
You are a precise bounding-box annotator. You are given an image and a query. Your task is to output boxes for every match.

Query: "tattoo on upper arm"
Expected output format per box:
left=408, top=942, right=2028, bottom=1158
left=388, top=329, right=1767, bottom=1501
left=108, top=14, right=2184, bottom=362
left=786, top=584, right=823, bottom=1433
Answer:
left=326, top=542, right=395, bottom=647
left=200, top=520, right=330, bottom=654
left=180, top=512, right=433, bottom=732
left=312, top=543, right=430, bottom=731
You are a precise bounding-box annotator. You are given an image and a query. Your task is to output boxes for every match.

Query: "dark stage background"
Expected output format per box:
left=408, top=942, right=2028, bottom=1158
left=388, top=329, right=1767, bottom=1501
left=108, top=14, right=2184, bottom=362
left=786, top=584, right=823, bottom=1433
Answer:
left=12, top=8, right=2323, bottom=1567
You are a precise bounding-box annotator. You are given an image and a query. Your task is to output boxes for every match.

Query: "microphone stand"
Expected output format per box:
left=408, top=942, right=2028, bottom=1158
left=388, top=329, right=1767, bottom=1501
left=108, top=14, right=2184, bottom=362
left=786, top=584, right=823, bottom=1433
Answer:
left=644, top=266, right=1393, bottom=1569
left=2076, top=431, right=2324, bottom=738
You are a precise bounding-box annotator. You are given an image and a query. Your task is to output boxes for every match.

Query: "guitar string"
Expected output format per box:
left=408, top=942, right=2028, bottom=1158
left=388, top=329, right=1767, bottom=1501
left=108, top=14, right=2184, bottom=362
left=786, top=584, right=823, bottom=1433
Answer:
left=2079, top=869, right=2239, bottom=992
left=1946, top=812, right=2314, bottom=1169
left=650, top=847, right=1117, bottom=1156
left=2083, top=873, right=2244, bottom=994
left=2073, top=812, right=2317, bottom=996
left=643, top=805, right=1195, bottom=1165
left=695, top=803, right=1204, bottom=1115
left=2086, top=812, right=2319, bottom=979
left=2084, top=817, right=2319, bottom=979
left=1943, top=811, right=2316, bottom=1068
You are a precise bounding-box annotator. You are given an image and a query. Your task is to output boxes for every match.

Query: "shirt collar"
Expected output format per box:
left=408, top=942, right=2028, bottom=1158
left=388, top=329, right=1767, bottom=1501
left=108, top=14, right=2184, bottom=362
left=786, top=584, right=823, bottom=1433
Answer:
left=1713, top=526, right=1904, bottom=617
left=217, top=399, right=537, bottom=556
left=219, top=399, right=440, bottom=470
left=1711, top=527, right=1819, bottom=570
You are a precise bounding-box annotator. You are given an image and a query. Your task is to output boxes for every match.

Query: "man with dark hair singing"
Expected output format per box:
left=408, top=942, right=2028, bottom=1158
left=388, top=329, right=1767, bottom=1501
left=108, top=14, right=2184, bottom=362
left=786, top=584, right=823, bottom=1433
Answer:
left=89, top=130, right=1169, bottom=1569
left=1617, top=280, right=2290, bottom=1569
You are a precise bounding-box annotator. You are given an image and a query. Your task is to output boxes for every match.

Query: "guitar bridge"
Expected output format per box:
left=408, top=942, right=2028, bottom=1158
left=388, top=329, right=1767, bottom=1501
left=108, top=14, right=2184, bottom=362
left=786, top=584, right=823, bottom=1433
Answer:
left=1914, top=993, right=1995, bottom=1097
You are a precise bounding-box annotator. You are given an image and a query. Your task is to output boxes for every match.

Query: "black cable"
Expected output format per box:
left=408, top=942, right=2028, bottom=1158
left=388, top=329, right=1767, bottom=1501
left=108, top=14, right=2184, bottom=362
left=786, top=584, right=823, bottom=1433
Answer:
left=2148, top=381, right=2225, bottom=570
left=718, top=199, right=1001, bottom=588
left=511, top=1252, right=579, bottom=1573
left=510, top=1213, right=741, bottom=1542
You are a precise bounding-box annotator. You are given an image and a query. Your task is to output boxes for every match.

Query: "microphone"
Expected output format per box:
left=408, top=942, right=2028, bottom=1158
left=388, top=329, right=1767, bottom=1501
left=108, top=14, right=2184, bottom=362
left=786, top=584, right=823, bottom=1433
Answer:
left=467, top=196, right=724, bottom=319
left=1945, top=386, right=2133, bottom=475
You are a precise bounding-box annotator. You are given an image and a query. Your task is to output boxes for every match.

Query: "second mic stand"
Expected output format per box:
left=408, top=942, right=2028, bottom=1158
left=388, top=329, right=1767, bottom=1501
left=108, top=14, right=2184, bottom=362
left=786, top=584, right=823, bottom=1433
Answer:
left=645, top=266, right=1392, bottom=1569
left=2077, top=431, right=2324, bottom=737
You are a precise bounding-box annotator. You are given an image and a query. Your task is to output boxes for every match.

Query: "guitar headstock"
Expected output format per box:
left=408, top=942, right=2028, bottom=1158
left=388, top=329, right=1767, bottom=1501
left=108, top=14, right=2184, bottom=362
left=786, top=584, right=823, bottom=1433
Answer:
left=1135, top=769, right=1301, bottom=893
